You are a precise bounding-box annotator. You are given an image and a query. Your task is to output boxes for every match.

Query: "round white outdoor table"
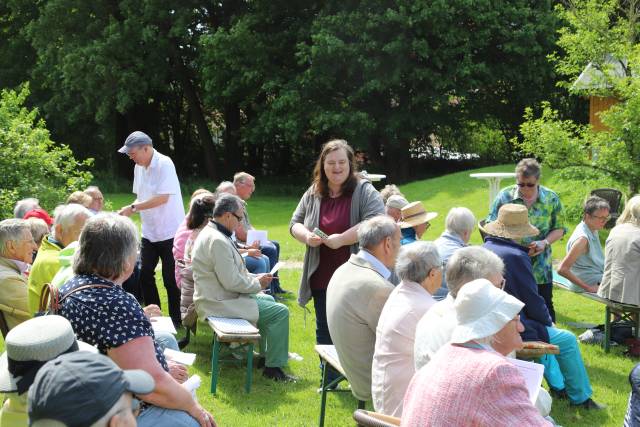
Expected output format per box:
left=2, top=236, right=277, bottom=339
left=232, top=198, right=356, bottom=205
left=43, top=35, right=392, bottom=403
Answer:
left=470, top=172, right=516, bottom=207
left=360, top=172, right=386, bottom=182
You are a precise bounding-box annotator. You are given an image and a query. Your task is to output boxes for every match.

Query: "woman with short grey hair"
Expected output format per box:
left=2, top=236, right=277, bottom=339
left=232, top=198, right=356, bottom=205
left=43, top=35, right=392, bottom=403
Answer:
left=434, top=207, right=476, bottom=298
left=445, top=246, right=505, bottom=297
left=371, top=241, right=442, bottom=416
left=59, top=214, right=216, bottom=427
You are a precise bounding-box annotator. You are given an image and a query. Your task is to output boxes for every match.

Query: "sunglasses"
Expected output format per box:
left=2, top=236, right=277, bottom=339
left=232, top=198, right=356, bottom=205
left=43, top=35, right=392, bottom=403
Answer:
left=517, top=182, right=537, bottom=188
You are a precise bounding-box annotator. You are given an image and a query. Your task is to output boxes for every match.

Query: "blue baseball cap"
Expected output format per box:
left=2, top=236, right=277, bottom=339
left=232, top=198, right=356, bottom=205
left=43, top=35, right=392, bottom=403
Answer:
left=117, top=131, right=153, bottom=154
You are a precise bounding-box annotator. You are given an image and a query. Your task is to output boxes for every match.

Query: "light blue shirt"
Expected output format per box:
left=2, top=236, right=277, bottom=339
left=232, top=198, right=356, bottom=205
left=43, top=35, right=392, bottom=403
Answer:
left=358, top=249, right=391, bottom=280
left=566, top=221, right=604, bottom=286
left=433, top=231, right=467, bottom=298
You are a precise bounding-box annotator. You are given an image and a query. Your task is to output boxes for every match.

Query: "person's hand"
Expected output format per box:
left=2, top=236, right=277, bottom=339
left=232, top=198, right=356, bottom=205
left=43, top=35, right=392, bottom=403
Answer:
left=187, top=402, right=216, bottom=427
left=584, top=284, right=598, bottom=293
left=143, top=304, right=162, bottom=319
left=324, top=234, right=344, bottom=250
left=528, top=241, right=545, bottom=257
left=249, top=240, right=260, bottom=249
left=248, top=248, right=262, bottom=258
left=168, top=360, right=188, bottom=383
left=306, top=232, right=324, bottom=248
left=257, top=273, right=273, bottom=289
left=118, top=205, right=134, bottom=217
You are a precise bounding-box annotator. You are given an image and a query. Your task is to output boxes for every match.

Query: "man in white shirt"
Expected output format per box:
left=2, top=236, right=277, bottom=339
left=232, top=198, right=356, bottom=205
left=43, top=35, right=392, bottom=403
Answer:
left=118, top=131, right=185, bottom=326
left=326, top=215, right=400, bottom=402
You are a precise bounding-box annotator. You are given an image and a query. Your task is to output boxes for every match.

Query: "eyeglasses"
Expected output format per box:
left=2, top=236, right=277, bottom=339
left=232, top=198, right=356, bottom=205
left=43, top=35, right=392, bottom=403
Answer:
left=516, top=182, right=537, bottom=188
left=590, top=214, right=611, bottom=221
left=231, top=212, right=244, bottom=221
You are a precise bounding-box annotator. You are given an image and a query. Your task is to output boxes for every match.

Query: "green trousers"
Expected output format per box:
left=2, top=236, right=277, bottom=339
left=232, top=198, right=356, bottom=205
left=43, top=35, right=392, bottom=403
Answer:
left=253, top=293, right=289, bottom=368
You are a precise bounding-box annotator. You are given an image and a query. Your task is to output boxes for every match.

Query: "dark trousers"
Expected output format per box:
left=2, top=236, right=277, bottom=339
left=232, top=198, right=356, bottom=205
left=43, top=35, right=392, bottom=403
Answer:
left=538, top=282, right=555, bottom=322
left=261, top=240, right=282, bottom=292
left=311, top=288, right=339, bottom=383
left=140, top=237, right=181, bottom=325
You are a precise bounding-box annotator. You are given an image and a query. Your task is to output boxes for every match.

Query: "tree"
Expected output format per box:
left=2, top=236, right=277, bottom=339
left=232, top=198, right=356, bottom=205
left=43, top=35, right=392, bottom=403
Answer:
left=0, top=85, right=92, bottom=218
left=517, top=0, right=640, bottom=195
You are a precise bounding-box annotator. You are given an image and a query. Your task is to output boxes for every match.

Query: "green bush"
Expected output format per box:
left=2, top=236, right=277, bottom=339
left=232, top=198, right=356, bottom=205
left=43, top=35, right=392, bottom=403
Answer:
left=0, top=85, right=93, bottom=218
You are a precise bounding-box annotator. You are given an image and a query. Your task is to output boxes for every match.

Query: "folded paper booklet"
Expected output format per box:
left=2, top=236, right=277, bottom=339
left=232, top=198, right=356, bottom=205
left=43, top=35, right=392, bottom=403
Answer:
left=508, top=358, right=545, bottom=404
left=207, top=316, right=259, bottom=334
left=270, top=261, right=284, bottom=275
left=150, top=316, right=177, bottom=334
left=164, top=348, right=197, bottom=366
left=247, top=230, right=268, bottom=246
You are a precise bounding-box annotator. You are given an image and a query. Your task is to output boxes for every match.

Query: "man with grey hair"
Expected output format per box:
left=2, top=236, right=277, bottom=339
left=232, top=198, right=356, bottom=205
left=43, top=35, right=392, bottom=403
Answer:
left=13, top=198, right=40, bottom=219
left=433, top=207, right=476, bottom=298
left=192, top=193, right=294, bottom=382
left=215, top=180, right=236, bottom=196
left=117, top=131, right=185, bottom=326
left=372, top=242, right=442, bottom=417
left=326, top=215, right=400, bottom=402
left=27, top=204, right=91, bottom=315
left=84, top=186, right=104, bottom=213
left=0, top=219, right=36, bottom=330
left=414, top=246, right=505, bottom=369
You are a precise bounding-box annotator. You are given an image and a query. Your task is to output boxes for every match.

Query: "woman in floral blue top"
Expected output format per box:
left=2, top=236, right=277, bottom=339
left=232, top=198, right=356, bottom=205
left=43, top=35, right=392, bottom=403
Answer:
left=59, top=213, right=215, bottom=427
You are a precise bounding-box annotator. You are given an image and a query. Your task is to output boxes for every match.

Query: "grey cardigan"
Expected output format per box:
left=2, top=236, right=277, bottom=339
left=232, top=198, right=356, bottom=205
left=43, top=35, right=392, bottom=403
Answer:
left=289, top=179, right=384, bottom=306
left=598, top=222, right=640, bottom=306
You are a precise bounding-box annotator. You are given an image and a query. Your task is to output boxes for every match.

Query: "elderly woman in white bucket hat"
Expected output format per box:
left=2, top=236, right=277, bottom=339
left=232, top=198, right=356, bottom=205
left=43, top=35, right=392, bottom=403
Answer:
left=399, top=201, right=437, bottom=245
left=401, top=279, right=552, bottom=426
left=0, top=315, right=97, bottom=426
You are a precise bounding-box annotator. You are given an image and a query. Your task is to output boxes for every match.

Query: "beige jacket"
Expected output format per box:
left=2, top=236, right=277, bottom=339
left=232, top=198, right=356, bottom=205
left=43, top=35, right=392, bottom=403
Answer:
left=326, top=253, right=394, bottom=401
left=191, top=222, right=261, bottom=324
left=0, top=257, right=31, bottom=332
left=599, top=222, right=640, bottom=306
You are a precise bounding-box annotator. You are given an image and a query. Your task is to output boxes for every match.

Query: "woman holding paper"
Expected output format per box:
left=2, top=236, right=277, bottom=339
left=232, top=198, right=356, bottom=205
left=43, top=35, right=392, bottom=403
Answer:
left=290, top=140, right=384, bottom=356
left=402, top=279, right=552, bottom=426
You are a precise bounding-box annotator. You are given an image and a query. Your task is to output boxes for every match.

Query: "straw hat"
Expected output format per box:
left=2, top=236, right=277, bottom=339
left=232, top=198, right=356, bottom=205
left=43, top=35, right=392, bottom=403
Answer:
left=451, top=279, right=524, bottom=344
left=399, top=201, right=438, bottom=229
left=0, top=315, right=97, bottom=394
left=479, top=204, right=539, bottom=239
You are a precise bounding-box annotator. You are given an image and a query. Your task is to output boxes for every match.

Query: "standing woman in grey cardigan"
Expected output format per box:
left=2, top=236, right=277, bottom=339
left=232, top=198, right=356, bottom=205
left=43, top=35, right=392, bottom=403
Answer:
left=290, top=140, right=384, bottom=351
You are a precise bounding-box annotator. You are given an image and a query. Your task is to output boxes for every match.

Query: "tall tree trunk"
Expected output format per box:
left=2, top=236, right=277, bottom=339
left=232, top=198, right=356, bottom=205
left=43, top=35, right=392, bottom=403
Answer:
left=224, top=103, right=243, bottom=176
left=168, top=44, right=218, bottom=180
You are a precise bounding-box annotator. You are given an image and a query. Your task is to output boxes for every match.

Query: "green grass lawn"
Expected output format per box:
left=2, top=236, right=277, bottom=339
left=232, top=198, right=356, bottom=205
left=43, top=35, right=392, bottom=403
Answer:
left=11, top=165, right=631, bottom=426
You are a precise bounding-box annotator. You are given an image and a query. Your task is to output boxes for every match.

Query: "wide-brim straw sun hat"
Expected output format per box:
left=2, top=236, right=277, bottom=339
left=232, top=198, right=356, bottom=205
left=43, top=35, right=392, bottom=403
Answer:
left=450, top=278, right=525, bottom=344
left=479, top=203, right=539, bottom=239
left=0, top=315, right=97, bottom=393
left=399, top=201, right=438, bottom=229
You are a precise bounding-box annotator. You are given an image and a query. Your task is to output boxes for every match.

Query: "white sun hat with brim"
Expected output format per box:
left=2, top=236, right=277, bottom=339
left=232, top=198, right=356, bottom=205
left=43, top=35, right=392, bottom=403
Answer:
left=0, top=315, right=97, bottom=394
left=479, top=203, right=539, bottom=239
left=450, top=278, right=525, bottom=344
left=399, top=201, right=438, bottom=229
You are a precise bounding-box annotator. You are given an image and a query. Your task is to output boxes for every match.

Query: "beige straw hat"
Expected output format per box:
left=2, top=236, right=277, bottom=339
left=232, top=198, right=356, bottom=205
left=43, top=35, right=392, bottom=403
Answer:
left=479, top=204, right=539, bottom=239
left=399, top=201, right=438, bottom=229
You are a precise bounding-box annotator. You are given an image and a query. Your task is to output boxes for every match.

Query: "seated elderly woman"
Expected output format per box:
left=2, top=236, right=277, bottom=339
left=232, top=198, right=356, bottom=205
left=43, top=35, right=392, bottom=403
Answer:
left=433, top=206, right=475, bottom=299
left=58, top=213, right=215, bottom=427
left=191, top=193, right=293, bottom=382
left=558, top=196, right=610, bottom=293
left=0, top=219, right=36, bottom=332
left=385, top=195, right=409, bottom=222
left=598, top=195, right=640, bottom=306
left=371, top=241, right=441, bottom=417
left=402, top=279, right=551, bottom=426
left=399, top=202, right=437, bottom=245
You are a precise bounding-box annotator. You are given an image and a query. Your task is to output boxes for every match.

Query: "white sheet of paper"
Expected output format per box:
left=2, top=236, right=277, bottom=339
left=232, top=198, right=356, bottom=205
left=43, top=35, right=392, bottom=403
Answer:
left=246, top=229, right=268, bottom=246
left=270, top=261, right=284, bottom=275
left=164, top=348, right=197, bottom=366
left=150, top=316, right=177, bottom=334
left=509, top=358, right=545, bottom=404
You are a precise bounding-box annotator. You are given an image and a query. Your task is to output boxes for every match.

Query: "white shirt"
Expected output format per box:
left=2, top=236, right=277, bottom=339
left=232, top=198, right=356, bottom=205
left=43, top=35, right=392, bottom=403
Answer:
left=358, top=249, right=391, bottom=280
left=413, top=294, right=457, bottom=370
left=371, top=280, right=436, bottom=417
left=133, top=149, right=185, bottom=242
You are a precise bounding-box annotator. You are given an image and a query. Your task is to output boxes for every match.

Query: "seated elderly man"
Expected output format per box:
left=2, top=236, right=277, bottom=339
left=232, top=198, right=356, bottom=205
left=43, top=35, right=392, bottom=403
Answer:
left=483, top=203, right=603, bottom=410
left=84, top=185, right=105, bottom=214
left=433, top=206, right=475, bottom=299
left=327, top=215, right=400, bottom=402
left=29, top=352, right=155, bottom=427
left=371, top=241, right=441, bottom=417
left=192, top=193, right=294, bottom=382
left=13, top=198, right=40, bottom=219
left=66, top=190, right=93, bottom=208
left=385, top=195, right=409, bottom=222
left=0, top=219, right=36, bottom=331
left=413, top=245, right=553, bottom=418
left=27, top=203, right=91, bottom=315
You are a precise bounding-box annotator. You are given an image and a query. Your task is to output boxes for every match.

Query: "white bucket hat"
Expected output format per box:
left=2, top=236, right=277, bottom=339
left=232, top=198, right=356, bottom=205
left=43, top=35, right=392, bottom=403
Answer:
left=0, top=315, right=97, bottom=394
left=451, top=278, right=524, bottom=344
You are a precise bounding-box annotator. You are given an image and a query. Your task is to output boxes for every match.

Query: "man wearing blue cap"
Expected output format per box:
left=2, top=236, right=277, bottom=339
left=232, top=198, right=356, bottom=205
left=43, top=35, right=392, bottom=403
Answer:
left=117, top=131, right=185, bottom=327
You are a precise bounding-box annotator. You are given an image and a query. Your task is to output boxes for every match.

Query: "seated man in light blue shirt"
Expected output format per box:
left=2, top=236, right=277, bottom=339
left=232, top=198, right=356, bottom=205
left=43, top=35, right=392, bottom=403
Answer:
left=433, top=207, right=475, bottom=299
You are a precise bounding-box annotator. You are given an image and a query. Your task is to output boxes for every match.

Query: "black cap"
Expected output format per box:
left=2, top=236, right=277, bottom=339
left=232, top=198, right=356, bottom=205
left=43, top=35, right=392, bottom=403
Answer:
left=28, top=352, right=154, bottom=426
